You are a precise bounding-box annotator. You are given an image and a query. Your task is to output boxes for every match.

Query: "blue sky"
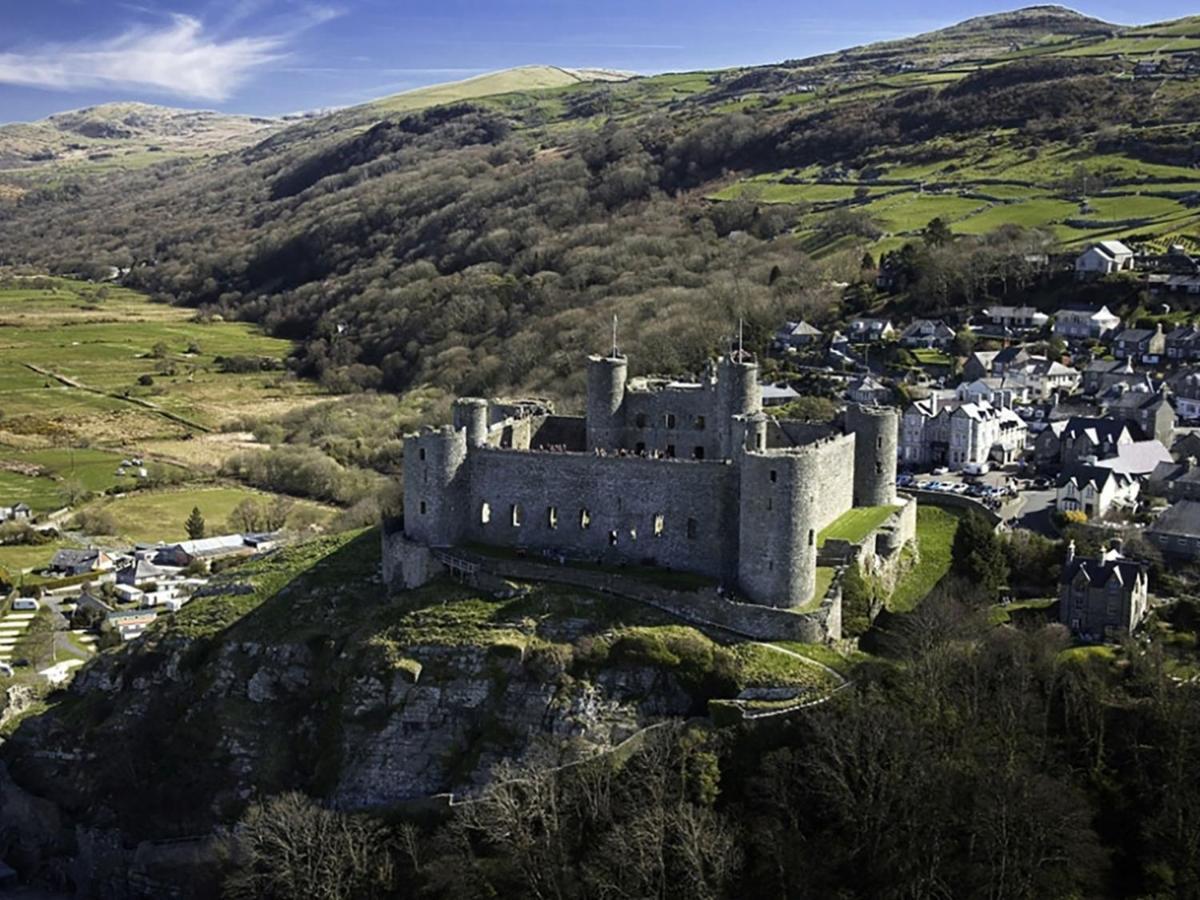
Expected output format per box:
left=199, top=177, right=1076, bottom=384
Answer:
left=0, top=0, right=1196, bottom=122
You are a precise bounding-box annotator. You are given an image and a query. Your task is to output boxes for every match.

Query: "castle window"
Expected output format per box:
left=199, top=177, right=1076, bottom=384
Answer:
left=876, top=462, right=883, bottom=475
left=419, top=500, right=427, bottom=515
left=580, top=509, right=591, bottom=529
left=608, top=530, right=618, bottom=546
left=693, top=446, right=705, bottom=460
left=695, top=415, right=706, bottom=430
left=636, top=413, right=647, bottom=428
left=877, top=436, right=883, bottom=449
left=511, top=504, right=523, bottom=527
left=666, top=444, right=676, bottom=458
left=636, top=441, right=646, bottom=454
left=770, top=469, right=777, bottom=483
left=808, top=529, right=814, bottom=547
left=768, top=560, right=773, bottom=571
left=654, top=514, right=665, bottom=536
left=419, top=448, right=426, bottom=461
left=767, top=497, right=773, bottom=511
left=756, top=433, right=765, bottom=450
left=481, top=502, right=491, bottom=525
left=548, top=506, right=558, bottom=529
left=666, top=414, right=677, bottom=429
left=687, top=518, right=698, bottom=540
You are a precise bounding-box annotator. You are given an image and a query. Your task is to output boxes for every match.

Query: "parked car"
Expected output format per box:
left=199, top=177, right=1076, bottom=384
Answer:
left=11, top=598, right=39, bottom=612
left=932, top=466, right=950, bottom=476
left=963, top=462, right=990, bottom=476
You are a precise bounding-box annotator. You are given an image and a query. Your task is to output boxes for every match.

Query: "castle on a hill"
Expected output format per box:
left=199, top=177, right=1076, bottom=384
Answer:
left=386, top=348, right=907, bottom=616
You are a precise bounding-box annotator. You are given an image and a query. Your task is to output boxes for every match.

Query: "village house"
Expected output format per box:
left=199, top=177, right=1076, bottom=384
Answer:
left=1059, top=542, right=1148, bottom=641
left=1112, top=324, right=1166, bottom=364
left=1100, top=385, right=1174, bottom=445
left=976, top=305, right=1049, bottom=336
left=1033, top=416, right=1141, bottom=471
left=846, top=375, right=891, bottom=406
left=1171, top=372, right=1200, bottom=421
left=963, top=350, right=1000, bottom=382
left=116, top=557, right=173, bottom=587
left=48, top=548, right=115, bottom=577
left=899, top=319, right=956, bottom=349
left=1091, top=439, right=1173, bottom=478
left=992, top=345, right=1032, bottom=376
left=760, top=383, right=800, bottom=407
left=1147, top=458, right=1200, bottom=502
left=1147, top=499, right=1200, bottom=560
left=0, top=503, right=32, bottom=523
left=1019, top=357, right=1082, bottom=398
left=1082, top=358, right=1140, bottom=396
left=1074, top=241, right=1135, bottom=279
left=1166, top=324, right=1200, bottom=363
left=847, top=318, right=895, bottom=342
left=899, top=393, right=1027, bottom=470
left=1174, top=431, right=1200, bottom=462
left=772, top=320, right=823, bottom=352
left=1056, top=464, right=1140, bottom=519
left=1053, top=305, right=1123, bottom=341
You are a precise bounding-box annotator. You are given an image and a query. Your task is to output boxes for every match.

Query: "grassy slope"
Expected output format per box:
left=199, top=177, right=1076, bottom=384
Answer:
left=889, top=506, right=961, bottom=612
left=369, top=66, right=619, bottom=113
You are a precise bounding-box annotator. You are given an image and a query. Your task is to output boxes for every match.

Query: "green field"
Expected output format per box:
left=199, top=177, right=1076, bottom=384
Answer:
left=78, top=485, right=337, bottom=543
left=370, top=66, right=621, bottom=114
left=819, top=505, right=902, bottom=546
left=0, top=448, right=188, bottom=513
left=0, top=276, right=320, bottom=436
left=889, top=507, right=961, bottom=612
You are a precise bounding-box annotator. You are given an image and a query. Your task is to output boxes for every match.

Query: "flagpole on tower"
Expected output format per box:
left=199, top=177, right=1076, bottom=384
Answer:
left=612, top=314, right=618, bottom=358
left=738, top=318, right=744, bottom=358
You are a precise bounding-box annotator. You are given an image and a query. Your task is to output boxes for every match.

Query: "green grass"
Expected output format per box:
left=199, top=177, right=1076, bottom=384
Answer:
left=819, top=505, right=902, bottom=547
left=0, top=448, right=187, bottom=512
left=888, top=507, right=961, bottom=612
left=911, top=348, right=953, bottom=366
left=0, top=275, right=319, bottom=432
left=78, top=485, right=336, bottom=542
left=370, top=66, right=616, bottom=114
left=773, top=640, right=867, bottom=677
left=989, top=597, right=1057, bottom=625
left=729, top=643, right=840, bottom=691
left=0, top=539, right=80, bottom=575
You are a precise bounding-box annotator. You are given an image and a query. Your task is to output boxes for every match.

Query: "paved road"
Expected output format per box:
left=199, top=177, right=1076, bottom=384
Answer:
left=1011, top=489, right=1058, bottom=536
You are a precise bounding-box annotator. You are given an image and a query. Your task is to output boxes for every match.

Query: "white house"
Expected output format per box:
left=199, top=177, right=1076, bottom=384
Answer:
left=0, top=503, right=32, bottom=523
left=1075, top=241, right=1135, bottom=279
left=900, top=394, right=1028, bottom=470
left=1056, top=464, right=1140, bottom=519
left=1053, top=306, right=1122, bottom=341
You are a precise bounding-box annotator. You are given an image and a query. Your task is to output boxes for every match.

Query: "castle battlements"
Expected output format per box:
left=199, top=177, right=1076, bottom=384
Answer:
left=391, top=350, right=904, bottom=625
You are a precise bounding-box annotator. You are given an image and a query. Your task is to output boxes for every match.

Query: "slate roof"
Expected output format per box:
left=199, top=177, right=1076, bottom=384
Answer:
left=1093, top=440, right=1173, bottom=476
left=1056, top=464, right=1125, bottom=492
left=1060, top=554, right=1144, bottom=588
left=50, top=549, right=102, bottom=569
left=1148, top=499, right=1200, bottom=538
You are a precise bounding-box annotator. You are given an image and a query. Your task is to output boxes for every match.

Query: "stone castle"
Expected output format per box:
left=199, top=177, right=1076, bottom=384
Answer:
left=386, top=349, right=906, bottom=617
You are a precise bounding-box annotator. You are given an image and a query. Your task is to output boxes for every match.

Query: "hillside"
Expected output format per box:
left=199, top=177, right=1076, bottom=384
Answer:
left=369, top=65, right=632, bottom=113
left=0, top=102, right=281, bottom=173
left=2, top=6, right=1200, bottom=402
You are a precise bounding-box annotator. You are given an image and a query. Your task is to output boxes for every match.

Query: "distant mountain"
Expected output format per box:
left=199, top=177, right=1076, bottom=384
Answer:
left=0, top=101, right=281, bottom=172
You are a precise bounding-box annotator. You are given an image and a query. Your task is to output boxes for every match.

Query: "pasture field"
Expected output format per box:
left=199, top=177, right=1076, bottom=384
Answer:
left=78, top=485, right=338, bottom=543
left=0, top=276, right=321, bottom=435
left=0, top=448, right=186, bottom=512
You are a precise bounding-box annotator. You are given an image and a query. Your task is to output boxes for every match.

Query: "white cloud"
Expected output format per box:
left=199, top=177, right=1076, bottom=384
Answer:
left=0, top=14, right=285, bottom=101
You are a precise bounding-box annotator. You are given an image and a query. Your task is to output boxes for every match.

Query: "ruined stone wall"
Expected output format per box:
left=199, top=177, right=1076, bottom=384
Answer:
left=620, top=385, right=722, bottom=459
left=403, top=427, right=469, bottom=547
left=463, top=449, right=741, bottom=581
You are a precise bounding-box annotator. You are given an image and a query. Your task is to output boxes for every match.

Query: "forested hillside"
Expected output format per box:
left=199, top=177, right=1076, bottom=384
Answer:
left=3, top=5, right=1200, bottom=402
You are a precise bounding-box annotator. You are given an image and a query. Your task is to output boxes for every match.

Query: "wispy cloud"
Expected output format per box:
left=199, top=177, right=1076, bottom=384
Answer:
left=0, top=12, right=324, bottom=101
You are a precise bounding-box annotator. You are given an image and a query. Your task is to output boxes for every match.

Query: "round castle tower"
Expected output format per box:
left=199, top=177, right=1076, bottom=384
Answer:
left=717, top=353, right=762, bottom=458
left=453, top=397, right=489, bottom=448
left=403, top=425, right=468, bottom=548
left=586, top=354, right=628, bottom=451
left=844, top=404, right=898, bottom=507
left=737, top=448, right=821, bottom=609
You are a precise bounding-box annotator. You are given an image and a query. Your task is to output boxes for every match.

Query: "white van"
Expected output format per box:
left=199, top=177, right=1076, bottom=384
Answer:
left=11, top=598, right=40, bottom=612
left=963, top=462, right=990, bottom=476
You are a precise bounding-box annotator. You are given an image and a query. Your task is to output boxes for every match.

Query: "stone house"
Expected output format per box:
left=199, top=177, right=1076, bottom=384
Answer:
left=977, top=305, right=1048, bottom=336
left=773, top=321, right=822, bottom=352
left=1147, top=499, right=1200, bottom=560
left=963, top=350, right=1001, bottom=382
left=1033, top=416, right=1140, bottom=472
left=992, top=345, right=1032, bottom=376
left=847, top=318, right=895, bottom=342
left=1100, top=386, right=1174, bottom=445
left=899, top=319, right=956, bottom=349
left=1074, top=241, right=1135, bottom=279
left=1053, top=306, right=1122, bottom=341
left=846, top=375, right=891, bottom=407
left=1112, top=324, right=1166, bottom=364
left=1082, top=358, right=1137, bottom=396
left=48, top=548, right=114, bottom=577
left=1058, top=543, right=1148, bottom=641
left=1173, top=432, right=1200, bottom=462
left=1055, top=464, right=1140, bottom=519
left=900, top=394, right=1026, bottom=470
left=1172, top=372, right=1200, bottom=421
left=1166, top=324, right=1200, bottom=363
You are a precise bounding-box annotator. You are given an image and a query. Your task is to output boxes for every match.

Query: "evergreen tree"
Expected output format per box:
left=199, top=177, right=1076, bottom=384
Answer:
left=185, top=506, right=206, bottom=540
left=952, top=511, right=1009, bottom=597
